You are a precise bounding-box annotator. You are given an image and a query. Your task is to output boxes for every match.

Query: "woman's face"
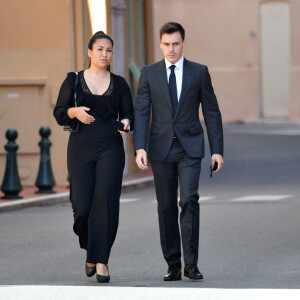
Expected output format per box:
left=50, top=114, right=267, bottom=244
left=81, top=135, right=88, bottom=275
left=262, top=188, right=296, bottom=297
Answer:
left=88, top=38, right=113, bottom=69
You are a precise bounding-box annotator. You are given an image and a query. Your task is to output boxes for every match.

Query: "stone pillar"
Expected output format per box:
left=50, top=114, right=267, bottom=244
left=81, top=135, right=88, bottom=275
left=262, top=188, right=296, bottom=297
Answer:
left=110, top=0, right=131, bottom=176
left=110, top=0, right=126, bottom=76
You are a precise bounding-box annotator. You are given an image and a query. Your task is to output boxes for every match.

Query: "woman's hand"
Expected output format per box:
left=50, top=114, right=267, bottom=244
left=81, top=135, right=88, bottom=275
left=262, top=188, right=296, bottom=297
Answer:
left=119, top=118, right=130, bottom=135
left=68, top=107, right=95, bottom=124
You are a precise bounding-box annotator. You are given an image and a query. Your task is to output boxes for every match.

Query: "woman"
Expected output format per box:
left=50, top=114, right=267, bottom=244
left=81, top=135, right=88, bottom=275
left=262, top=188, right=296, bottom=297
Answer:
left=53, top=31, right=133, bottom=283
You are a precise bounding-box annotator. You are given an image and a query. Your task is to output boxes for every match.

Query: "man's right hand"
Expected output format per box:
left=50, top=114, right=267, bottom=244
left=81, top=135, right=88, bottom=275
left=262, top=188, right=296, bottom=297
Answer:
left=136, top=149, right=148, bottom=170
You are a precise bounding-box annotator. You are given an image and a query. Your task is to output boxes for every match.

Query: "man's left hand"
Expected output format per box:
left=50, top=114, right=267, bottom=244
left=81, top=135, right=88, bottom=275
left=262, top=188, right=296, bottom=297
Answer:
left=211, top=154, right=224, bottom=173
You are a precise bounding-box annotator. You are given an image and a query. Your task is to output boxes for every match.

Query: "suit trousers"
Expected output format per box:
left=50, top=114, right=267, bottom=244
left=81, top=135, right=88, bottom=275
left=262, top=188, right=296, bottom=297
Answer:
left=150, top=138, right=202, bottom=267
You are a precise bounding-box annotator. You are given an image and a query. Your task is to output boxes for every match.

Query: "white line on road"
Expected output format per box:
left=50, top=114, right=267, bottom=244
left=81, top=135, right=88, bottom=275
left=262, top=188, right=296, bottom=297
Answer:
left=1, top=286, right=300, bottom=300
left=120, top=198, right=141, bottom=203
left=199, top=196, right=215, bottom=202
left=231, top=195, right=293, bottom=202
left=150, top=196, right=215, bottom=204
left=178, top=196, right=215, bottom=202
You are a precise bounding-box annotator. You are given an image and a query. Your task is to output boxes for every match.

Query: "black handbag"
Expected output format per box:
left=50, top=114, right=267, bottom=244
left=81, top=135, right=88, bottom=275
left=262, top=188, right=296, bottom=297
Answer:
left=63, top=72, right=80, bottom=133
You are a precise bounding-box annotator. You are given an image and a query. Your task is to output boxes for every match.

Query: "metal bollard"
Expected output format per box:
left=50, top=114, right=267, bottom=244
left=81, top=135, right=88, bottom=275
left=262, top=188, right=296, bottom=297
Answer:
left=35, top=127, right=56, bottom=194
left=1, top=129, right=23, bottom=199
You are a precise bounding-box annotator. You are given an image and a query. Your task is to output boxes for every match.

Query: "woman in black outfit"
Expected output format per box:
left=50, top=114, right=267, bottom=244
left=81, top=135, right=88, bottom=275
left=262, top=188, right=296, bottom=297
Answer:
left=53, top=31, right=133, bottom=283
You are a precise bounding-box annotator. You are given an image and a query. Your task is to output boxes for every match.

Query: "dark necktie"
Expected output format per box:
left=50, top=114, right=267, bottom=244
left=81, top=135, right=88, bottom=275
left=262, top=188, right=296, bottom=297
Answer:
left=169, top=65, right=178, bottom=114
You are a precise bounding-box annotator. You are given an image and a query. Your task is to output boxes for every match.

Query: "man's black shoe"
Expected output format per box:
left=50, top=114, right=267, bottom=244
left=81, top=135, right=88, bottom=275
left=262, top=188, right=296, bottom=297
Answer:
left=163, top=265, right=182, bottom=281
left=184, top=264, right=203, bottom=280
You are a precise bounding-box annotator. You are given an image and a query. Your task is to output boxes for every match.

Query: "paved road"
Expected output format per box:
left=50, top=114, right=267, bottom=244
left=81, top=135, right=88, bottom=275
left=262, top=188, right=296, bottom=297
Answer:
left=0, top=123, right=300, bottom=299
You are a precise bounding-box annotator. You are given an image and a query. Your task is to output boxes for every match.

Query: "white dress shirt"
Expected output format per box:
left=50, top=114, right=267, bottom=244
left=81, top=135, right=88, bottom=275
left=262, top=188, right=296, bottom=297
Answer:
left=165, top=55, right=184, bottom=102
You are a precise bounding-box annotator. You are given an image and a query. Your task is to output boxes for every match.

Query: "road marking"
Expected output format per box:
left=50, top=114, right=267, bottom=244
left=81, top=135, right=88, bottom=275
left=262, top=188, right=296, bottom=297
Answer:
left=120, top=198, right=140, bottom=203
left=231, top=195, right=293, bottom=202
left=199, top=196, right=215, bottom=202
left=1, top=286, right=300, bottom=300
left=150, top=196, right=215, bottom=204
left=177, top=196, right=215, bottom=202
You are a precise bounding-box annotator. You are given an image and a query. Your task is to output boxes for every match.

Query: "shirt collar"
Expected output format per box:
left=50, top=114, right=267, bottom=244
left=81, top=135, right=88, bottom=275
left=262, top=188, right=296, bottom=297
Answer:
left=165, top=55, right=184, bottom=71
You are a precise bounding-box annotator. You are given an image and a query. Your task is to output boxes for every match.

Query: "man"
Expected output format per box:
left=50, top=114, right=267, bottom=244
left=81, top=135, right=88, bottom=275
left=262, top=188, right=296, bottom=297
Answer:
left=134, top=22, right=224, bottom=281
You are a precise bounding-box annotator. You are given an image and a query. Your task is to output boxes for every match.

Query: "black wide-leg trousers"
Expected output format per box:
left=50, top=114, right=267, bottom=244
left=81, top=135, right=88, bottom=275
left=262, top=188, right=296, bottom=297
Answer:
left=67, top=129, right=125, bottom=264
left=150, top=138, right=202, bottom=267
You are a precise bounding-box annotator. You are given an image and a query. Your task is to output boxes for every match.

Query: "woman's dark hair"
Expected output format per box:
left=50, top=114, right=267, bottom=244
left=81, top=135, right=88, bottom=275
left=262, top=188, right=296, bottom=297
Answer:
left=88, top=31, right=114, bottom=70
left=88, top=31, right=114, bottom=50
left=159, top=22, right=185, bottom=41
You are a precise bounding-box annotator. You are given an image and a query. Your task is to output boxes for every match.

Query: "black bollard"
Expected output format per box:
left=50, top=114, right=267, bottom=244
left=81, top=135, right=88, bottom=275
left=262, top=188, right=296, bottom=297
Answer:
left=1, top=129, right=23, bottom=199
left=35, top=127, right=56, bottom=194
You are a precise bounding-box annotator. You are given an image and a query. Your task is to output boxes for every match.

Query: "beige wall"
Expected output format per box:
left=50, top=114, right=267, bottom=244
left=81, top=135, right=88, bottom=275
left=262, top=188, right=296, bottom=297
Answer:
left=0, top=0, right=88, bottom=186
left=1, top=0, right=299, bottom=186
left=151, top=0, right=300, bottom=122
left=290, top=0, right=300, bottom=119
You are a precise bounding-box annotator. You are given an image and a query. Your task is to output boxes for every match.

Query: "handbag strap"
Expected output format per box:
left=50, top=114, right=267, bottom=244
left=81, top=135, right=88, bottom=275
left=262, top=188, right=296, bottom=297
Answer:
left=74, top=72, right=79, bottom=107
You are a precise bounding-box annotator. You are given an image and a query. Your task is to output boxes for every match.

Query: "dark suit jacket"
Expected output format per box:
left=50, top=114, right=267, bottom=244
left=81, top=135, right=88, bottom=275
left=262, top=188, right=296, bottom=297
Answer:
left=134, top=58, right=223, bottom=161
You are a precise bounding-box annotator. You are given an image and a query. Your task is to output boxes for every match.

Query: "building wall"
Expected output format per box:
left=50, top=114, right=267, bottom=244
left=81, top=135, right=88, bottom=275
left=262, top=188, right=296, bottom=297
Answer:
left=151, top=0, right=300, bottom=122
left=0, top=0, right=90, bottom=186
left=290, top=0, right=300, bottom=119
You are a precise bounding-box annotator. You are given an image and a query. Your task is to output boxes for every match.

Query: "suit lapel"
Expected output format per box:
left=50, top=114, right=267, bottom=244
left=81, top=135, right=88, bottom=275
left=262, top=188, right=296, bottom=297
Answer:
left=155, top=60, right=173, bottom=114
left=175, top=58, right=194, bottom=119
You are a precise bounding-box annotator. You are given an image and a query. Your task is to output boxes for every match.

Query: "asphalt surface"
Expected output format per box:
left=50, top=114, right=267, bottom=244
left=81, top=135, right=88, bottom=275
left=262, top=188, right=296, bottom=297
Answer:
left=0, top=123, right=299, bottom=296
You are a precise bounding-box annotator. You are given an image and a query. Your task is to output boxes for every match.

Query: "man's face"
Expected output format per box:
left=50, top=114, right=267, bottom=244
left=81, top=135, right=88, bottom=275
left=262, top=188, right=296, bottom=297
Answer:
left=160, top=32, right=185, bottom=64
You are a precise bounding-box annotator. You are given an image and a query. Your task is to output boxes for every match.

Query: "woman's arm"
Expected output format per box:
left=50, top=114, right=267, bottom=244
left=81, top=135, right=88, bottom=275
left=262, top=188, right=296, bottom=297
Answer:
left=53, top=74, right=75, bottom=126
left=53, top=73, right=95, bottom=125
left=119, top=77, right=134, bottom=131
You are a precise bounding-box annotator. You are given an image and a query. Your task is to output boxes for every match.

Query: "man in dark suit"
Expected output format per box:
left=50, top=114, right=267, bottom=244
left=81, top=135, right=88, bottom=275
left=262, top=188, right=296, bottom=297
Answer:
left=134, top=22, right=224, bottom=281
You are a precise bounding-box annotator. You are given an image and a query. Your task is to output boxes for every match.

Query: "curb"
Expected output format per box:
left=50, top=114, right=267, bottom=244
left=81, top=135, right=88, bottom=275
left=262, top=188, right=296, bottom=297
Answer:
left=0, top=176, right=154, bottom=213
left=223, top=122, right=300, bottom=136
left=122, top=175, right=154, bottom=191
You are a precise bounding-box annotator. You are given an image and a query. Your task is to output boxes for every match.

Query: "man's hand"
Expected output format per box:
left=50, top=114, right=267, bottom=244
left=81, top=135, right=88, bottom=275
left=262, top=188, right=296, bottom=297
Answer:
left=211, top=154, right=224, bottom=173
left=136, top=149, right=148, bottom=170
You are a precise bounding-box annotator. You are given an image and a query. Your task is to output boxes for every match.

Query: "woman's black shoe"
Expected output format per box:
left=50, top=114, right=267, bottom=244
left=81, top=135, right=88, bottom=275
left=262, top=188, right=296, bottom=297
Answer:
left=85, top=264, right=96, bottom=277
left=96, top=265, right=110, bottom=283
left=96, top=274, right=110, bottom=283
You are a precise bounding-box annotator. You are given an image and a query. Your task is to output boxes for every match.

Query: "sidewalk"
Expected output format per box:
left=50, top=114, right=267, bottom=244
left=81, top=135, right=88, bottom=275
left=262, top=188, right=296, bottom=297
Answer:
left=223, top=119, right=300, bottom=135
left=0, top=168, right=153, bottom=213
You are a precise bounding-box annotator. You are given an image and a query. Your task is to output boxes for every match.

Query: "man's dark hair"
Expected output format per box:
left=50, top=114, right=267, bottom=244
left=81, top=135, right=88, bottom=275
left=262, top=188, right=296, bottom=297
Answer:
left=159, top=22, right=185, bottom=41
